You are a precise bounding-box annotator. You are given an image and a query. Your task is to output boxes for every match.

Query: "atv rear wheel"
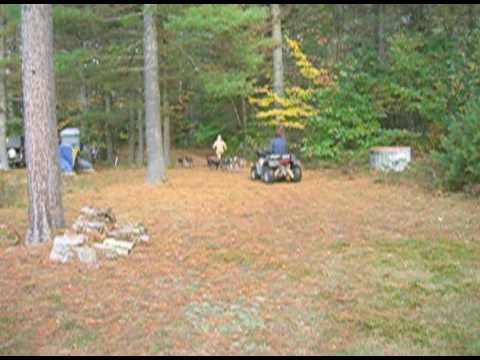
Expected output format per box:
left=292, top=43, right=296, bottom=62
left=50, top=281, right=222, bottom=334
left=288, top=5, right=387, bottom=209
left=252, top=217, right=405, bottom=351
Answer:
left=292, top=165, right=302, bottom=182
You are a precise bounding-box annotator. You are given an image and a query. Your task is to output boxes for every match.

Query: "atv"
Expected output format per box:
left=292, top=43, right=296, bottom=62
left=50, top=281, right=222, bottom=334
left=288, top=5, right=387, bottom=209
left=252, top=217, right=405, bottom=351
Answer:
left=250, top=150, right=302, bottom=184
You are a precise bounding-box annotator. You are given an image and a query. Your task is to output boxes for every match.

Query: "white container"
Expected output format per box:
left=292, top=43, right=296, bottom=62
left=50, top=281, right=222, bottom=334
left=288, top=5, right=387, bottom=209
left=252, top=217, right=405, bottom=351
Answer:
left=369, top=146, right=411, bottom=172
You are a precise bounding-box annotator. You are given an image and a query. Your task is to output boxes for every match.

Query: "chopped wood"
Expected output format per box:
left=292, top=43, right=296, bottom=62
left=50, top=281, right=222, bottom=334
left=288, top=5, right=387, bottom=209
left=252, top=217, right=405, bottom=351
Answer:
left=94, top=242, right=130, bottom=257
left=104, top=238, right=135, bottom=251
left=51, top=206, right=149, bottom=265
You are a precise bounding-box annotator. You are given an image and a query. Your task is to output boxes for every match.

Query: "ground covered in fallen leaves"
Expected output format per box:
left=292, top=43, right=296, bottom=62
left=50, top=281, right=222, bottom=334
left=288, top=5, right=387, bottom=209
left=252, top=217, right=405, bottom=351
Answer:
left=1, top=153, right=479, bottom=355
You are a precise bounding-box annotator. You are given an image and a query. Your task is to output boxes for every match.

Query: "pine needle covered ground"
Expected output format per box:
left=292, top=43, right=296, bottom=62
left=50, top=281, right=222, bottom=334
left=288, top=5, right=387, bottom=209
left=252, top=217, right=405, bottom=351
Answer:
left=1, top=154, right=479, bottom=355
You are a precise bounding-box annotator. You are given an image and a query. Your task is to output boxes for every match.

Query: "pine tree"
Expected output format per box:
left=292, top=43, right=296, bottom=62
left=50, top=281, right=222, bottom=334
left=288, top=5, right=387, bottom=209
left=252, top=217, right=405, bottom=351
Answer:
left=21, top=4, right=64, bottom=244
left=143, top=4, right=166, bottom=183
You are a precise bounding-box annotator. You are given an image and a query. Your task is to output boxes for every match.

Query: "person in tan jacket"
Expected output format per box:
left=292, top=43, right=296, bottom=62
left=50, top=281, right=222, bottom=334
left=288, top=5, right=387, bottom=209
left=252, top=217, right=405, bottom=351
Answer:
left=212, top=134, right=227, bottom=160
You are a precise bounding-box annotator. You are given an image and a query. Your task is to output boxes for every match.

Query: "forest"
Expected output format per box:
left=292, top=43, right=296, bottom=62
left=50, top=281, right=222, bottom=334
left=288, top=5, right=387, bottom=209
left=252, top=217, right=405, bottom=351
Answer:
left=1, top=5, right=479, bottom=188
left=0, top=4, right=479, bottom=356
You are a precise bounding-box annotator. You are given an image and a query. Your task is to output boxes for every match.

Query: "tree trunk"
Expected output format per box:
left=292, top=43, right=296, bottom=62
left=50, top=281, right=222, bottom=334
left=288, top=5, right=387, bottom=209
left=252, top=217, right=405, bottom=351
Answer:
left=375, top=4, right=386, bottom=63
left=143, top=4, right=166, bottom=183
left=128, top=107, right=136, bottom=165
left=79, top=83, right=88, bottom=111
left=240, top=96, right=247, bottom=131
left=271, top=4, right=284, bottom=97
left=162, top=79, right=171, bottom=167
left=411, top=4, right=427, bottom=32
left=22, top=4, right=64, bottom=244
left=43, top=6, right=64, bottom=230
left=468, top=4, right=476, bottom=33
left=231, top=98, right=242, bottom=129
left=136, top=107, right=144, bottom=166
left=79, top=41, right=88, bottom=111
left=105, top=94, right=114, bottom=164
left=0, top=7, right=9, bottom=171
left=333, top=4, right=345, bottom=62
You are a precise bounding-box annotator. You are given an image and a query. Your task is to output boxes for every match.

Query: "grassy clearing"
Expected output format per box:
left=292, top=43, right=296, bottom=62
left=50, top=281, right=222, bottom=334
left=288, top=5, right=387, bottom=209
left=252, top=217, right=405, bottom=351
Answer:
left=338, top=237, right=480, bottom=355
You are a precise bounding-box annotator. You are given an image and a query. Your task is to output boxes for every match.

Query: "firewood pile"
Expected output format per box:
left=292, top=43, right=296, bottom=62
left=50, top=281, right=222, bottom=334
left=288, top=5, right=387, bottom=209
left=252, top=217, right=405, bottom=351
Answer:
left=49, top=206, right=149, bottom=266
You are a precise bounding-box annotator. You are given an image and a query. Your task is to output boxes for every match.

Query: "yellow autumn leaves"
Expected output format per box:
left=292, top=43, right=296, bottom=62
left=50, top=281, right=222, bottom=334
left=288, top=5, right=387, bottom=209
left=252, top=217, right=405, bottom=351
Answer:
left=249, top=38, right=334, bottom=129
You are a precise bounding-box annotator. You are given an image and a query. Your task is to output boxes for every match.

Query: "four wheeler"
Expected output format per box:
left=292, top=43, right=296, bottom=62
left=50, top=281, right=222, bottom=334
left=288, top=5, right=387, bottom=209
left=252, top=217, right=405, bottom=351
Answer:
left=250, top=150, right=302, bottom=184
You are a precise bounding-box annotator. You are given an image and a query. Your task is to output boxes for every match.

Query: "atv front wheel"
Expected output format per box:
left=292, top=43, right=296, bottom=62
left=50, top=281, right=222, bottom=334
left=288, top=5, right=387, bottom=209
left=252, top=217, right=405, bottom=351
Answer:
left=250, top=166, right=259, bottom=180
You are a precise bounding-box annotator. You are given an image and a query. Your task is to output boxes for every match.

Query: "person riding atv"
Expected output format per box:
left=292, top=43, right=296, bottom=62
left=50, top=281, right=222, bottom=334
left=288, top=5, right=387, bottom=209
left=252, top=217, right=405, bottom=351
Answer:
left=250, top=126, right=302, bottom=183
left=270, top=126, right=288, bottom=155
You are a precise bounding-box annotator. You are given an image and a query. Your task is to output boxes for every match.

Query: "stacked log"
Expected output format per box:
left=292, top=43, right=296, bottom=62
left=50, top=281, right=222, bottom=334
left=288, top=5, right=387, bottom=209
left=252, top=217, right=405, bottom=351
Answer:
left=50, top=206, right=149, bottom=265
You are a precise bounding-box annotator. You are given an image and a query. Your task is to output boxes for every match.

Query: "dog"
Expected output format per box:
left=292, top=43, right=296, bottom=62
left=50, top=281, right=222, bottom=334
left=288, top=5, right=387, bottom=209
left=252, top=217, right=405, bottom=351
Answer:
left=207, top=155, right=221, bottom=169
left=222, top=156, right=247, bottom=171
left=177, top=156, right=194, bottom=168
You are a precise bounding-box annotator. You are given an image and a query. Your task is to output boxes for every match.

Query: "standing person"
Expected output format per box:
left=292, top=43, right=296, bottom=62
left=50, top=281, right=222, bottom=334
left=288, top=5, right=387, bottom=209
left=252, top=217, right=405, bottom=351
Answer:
left=271, top=126, right=288, bottom=155
left=212, top=134, right=227, bottom=160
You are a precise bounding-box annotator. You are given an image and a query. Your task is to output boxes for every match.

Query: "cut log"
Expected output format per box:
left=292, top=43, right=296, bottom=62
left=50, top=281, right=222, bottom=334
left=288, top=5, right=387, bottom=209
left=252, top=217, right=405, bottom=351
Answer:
left=74, top=246, right=98, bottom=267
left=94, top=242, right=130, bottom=256
left=369, top=146, right=411, bottom=172
left=49, top=234, right=87, bottom=263
left=103, top=238, right=135, bottom=251
left=52, top=206, right=149, bottom=264
left=52, top=233, right=87, bottom=247
left=106, top=223, right=147, bottom=242
left=79, top=206, right=116, bottom=223
left=72, top=216, right=113, bottom=235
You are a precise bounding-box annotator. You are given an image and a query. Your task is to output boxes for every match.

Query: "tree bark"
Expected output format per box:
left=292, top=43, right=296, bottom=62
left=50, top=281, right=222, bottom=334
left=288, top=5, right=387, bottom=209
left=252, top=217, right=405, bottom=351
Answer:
left=79, top=83, right=88, bottom=111
left=143, top=4, right=166, bottom=183
left=271, top=4, right=284, bottom=97
left=333, top=4, right=345, bottom=62
left=0, top=7, right=9, bottom=171
left=162, top=79, right=171, bottom=167
left=375, top=4, right=386, bottom=63
left=43, top=5, right=64, bottom=230
left=128, top=107, right=136, bottom=165
left=22, top=4, right=64, bottom=244
left=136, top=107, right=144, bottom=166
left=105, top=93, right=114, bottom=164
left=468, top=4, right=476, bottom=34
left=240, top=96, right=247, bottom=131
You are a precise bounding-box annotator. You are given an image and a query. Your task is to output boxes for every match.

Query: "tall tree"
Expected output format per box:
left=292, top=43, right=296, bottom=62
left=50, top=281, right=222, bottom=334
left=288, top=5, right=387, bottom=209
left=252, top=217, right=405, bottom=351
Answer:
left=136, top=106, right=144, bottom=166
left=0, top=6, right=8, bottom=171
left=271, top=4, right=284, bottom=97
left=104, top=93, right=114, bottom=164
left=128, top=107, right=136, bottom=165
left=162, top=78, right=171, bottom=167
left=375, top=4, right=386, bottom=62
left=21, top=4, right=64, bottom=244
left=143, top=4, right=166, bottom=183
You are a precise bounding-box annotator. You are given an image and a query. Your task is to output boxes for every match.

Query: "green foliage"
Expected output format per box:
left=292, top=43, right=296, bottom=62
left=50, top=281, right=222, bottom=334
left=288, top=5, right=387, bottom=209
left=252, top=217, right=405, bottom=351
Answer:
left=6, top=117, right=23, bottom=137
left=302, top=70, right=380, bottom=160
left=166, top=5, right=268, bottom=99
left=193, top=122, right=225, bottom=146
left=374, top=129, right=424, bottom=151
left=3, top=4, right=480, bottom=179
left=435, top=99, right=480, bottom=191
